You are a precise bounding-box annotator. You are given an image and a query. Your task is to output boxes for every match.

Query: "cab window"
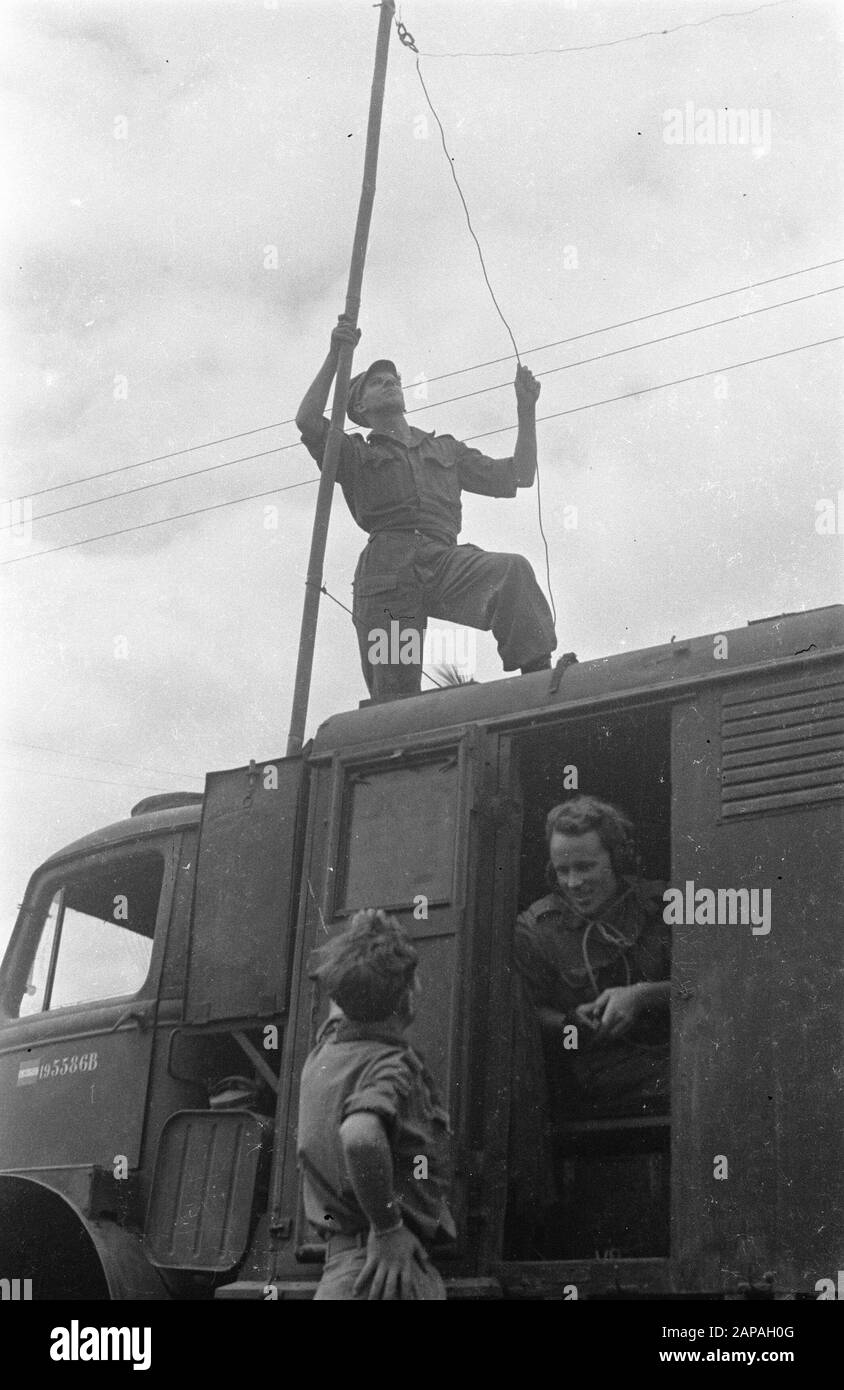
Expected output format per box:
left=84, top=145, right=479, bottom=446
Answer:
left=17, top=850, right=164, bottom=1016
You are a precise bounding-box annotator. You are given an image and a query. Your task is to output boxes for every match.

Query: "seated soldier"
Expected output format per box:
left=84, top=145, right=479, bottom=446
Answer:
left=514, top=795, right=670, bottom=1124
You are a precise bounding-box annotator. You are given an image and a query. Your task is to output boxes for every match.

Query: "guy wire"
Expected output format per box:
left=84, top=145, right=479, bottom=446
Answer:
left=397, top=16, right=558, bottom=627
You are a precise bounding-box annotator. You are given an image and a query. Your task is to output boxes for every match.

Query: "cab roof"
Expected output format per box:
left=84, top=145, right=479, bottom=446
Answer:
left=39, top=801, right=202, bottom=873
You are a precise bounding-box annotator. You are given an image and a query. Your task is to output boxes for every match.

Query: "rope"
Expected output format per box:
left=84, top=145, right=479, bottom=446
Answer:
left=395, top=15, right=558, bottom=628
left=567, top=885, right=670, bottom=1052
left=580, top=918, right=634, bottom=999
left=416, top=1, right=788, bottom=59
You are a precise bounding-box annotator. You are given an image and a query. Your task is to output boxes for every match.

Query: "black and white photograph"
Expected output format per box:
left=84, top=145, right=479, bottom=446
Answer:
left=0, top=0, right=841, bottom=1345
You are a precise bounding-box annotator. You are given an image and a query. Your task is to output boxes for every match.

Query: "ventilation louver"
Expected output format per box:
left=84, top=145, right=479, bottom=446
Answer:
left=720, top=667, right=844, bottom=819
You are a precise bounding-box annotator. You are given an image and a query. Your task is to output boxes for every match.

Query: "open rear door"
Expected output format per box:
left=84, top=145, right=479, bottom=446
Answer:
left=186, top=756, right=306, bottom=1025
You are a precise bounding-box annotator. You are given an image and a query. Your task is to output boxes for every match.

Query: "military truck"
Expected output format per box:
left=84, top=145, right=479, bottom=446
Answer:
left=1, top=604, right=841, bottom=1299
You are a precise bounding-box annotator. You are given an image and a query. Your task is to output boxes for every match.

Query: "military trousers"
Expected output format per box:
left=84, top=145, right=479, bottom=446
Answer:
left=352, top=529, right=557, bottom=702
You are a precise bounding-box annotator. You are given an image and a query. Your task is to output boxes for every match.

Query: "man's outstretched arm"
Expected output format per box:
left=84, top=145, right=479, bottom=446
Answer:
left=295, top=316, right=361, bottom=436
left=512, top=363, right=541, bottom=487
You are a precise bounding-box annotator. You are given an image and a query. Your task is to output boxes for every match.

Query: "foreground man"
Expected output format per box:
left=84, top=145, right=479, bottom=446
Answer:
left=296, top=317, right=557, bottom=700
left=297, top=909, right=455, bottom=1300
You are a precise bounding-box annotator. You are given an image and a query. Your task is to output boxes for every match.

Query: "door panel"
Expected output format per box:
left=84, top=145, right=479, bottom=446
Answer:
left=186, top=756, right=306, bottom=1023
left=0, top=1006, right=155, bottom=1169
left=269, top=730, right=493, bottom=1263
left=671, top=667, right=844, bottom=1293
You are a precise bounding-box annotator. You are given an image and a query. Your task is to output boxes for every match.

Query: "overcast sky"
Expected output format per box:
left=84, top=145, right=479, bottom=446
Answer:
left=1, top=0, right=842, bottom=951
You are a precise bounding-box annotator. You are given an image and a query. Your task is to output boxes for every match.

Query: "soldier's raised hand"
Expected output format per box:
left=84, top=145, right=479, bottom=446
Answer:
left=515, top=362, right=541, bottom=410
left=330, top=314, right=362, bottom=357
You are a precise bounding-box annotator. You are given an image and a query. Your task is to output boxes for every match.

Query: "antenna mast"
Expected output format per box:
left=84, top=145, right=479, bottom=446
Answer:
left=286, top=1, right=396, bottom=755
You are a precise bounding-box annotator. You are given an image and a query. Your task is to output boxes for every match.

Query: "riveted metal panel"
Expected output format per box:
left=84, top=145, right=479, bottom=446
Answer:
left=144, top=1109, right=271, bottom=1271
left=186, top=757, right=306, bottom=1024
left=672, top=666, right=844, bottom=1295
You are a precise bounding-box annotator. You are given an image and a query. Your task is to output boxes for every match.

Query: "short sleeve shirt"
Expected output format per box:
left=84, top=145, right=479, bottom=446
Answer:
left=297, top=1016, right=457, bottom=1246
left=299, top=417, right=518, bottom=542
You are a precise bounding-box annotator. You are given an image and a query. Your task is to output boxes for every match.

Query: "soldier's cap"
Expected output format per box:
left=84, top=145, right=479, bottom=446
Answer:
left=346, top=359, right=400, bottom=427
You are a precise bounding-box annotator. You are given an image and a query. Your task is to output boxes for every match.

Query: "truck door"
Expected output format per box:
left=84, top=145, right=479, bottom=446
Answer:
left=269, top=728, right=496, bottom=1265
left=0, top=838, right=177, bottom=1172
left=185, top=756, right=306, bottom=1026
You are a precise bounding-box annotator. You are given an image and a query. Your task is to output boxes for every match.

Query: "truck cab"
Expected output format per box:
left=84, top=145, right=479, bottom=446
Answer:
left=1, top=604, right=842, bottom=1299
left=0, top=797, right=202, bottom=1295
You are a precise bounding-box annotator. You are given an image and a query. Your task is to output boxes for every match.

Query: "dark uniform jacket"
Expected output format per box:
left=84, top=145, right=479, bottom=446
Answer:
left=509, top=879, right=671, bottom=1216
left=515, top=877, right=670, bottom=1045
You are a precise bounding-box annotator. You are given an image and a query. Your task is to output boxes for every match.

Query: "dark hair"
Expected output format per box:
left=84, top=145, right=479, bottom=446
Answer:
left=308, top=908, right=418, bottom=1023
left=544, top=795, right=635, bottom=878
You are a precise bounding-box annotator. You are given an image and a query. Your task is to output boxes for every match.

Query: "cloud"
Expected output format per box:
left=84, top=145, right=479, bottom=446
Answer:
left=1, top=0, right=841, bottom=955
left=35, top=8, right=155, bottom=74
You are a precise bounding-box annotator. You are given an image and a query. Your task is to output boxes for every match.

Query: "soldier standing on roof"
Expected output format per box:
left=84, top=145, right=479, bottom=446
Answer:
left=295, top=316, right=557, bottom=701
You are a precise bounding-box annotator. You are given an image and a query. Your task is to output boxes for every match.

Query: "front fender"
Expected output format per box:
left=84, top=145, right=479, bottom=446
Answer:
left=0, top=1173, right=169, bottom=1300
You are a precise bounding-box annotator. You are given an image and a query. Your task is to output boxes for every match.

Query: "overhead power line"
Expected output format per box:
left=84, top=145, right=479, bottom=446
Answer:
left=0, top=762, right=177, bottom=794
left=418, top=0, right=788, bottom=58
left=26, top=421, right=299, bottom=501
left=34, top=444, right=305, bottom=525
left=27, top=281, right=844, bottom=528
left=463, top=334, right=844, bottom=443
left=396, top=258, right=844, bottom=384
left=0, top=738, right=203, bottom=782
left=19, top=257, right=842, bottom=501
left=411, top=283, right=844, bottom=418
left=2, top=478, right=317, bottom=566
left=4, top=333, right=839, bottom=567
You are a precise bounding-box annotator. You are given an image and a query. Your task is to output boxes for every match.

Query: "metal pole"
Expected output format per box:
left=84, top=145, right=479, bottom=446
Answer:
left=286, top=0, right=395, bottom=756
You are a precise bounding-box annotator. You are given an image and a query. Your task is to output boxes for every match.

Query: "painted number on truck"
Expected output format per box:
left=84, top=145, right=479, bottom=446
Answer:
left=16, top=1052, right=99, bottom=1086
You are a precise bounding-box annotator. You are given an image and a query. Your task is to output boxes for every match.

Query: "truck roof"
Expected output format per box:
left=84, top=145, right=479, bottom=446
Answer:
left=35, top=604, right=843, bottom=868
left=312, top=604, right=844, bottom=757
left=39, top=801, right=203, bottom=872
